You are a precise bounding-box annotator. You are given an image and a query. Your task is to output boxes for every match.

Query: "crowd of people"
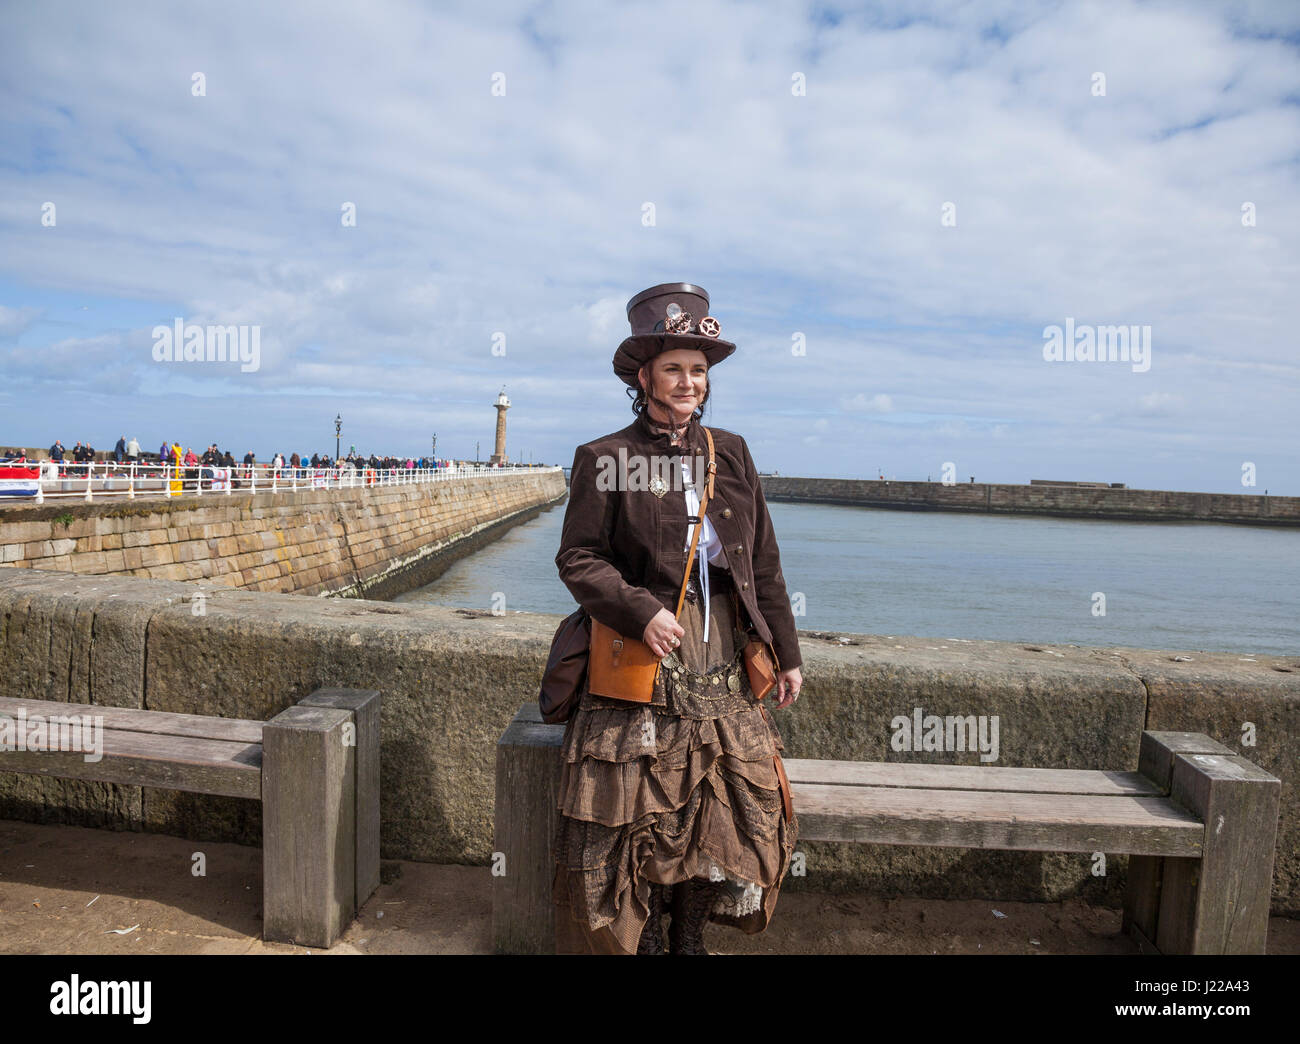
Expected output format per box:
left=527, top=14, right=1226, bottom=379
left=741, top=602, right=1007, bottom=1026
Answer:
left=1, top=437, right=546, bottom=489
left=21, top=438, right=460, bottom=479
left=252, top=450, right=449, bottom=474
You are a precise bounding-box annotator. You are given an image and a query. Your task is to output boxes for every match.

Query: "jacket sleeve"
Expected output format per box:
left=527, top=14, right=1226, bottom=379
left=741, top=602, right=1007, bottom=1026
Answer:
left=555, top=443, right=666, bottom=640
left=740, top=438, right=803, bottom=670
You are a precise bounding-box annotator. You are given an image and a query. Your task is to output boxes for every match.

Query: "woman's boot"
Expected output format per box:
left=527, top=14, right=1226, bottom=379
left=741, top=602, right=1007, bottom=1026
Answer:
left=668, top=879, right=717, bottom=955
left=636, top=884, right=667, bottom=954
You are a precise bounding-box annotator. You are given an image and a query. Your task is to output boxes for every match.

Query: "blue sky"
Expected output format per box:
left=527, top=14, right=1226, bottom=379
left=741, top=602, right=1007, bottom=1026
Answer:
left=1, top=0, right=1297, bottom=491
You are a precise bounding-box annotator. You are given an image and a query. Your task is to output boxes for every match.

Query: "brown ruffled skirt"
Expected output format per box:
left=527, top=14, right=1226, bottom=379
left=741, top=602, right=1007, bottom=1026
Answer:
left=553, top=571, right=798, bottom=954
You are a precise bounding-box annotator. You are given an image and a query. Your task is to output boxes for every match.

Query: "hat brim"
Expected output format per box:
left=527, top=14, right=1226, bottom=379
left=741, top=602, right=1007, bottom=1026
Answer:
left=613, top=333, right=736, bottom=387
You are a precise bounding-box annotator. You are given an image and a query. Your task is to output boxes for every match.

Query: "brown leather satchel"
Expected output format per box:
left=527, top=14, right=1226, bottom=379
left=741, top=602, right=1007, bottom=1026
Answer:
left=587, top=427, right=716, bottom=703
left=731, top=584, right=780, bottom=701
left=743, top=639, right=780, bottom=701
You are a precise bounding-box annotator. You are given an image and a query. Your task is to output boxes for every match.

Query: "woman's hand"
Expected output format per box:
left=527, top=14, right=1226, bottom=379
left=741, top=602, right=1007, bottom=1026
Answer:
left=643, top=608, right=686, bottom=659
left=773, top=666, right=802, bottom=709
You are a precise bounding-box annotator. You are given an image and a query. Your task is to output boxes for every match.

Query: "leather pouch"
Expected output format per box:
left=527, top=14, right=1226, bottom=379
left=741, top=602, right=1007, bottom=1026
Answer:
left=587, top=617, right=661, bottom=703
left=743, top=639, right=779, bottom=701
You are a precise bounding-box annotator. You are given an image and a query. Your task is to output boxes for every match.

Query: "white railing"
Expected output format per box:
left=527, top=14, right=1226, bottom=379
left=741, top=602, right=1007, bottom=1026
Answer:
left=0, top=460, right=560, bottom=504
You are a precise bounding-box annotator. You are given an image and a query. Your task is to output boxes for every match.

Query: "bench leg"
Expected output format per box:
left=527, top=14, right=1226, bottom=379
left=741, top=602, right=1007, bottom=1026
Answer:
left=299, top=688, right=381, bottom=911
left=1122, top=855, right=1163, bottom=953
left=263, top=705, right=356, bottom=948
left=1126, top=730, right=1238, bottom=953
left=491, top=705, right=566, bottom=954
left=1155, top=752, right=1280, bottom=954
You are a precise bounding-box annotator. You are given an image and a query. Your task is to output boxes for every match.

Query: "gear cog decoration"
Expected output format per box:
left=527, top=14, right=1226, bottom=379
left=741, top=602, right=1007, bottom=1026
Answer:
left=697, top=316, right=721, bottom=338
left=664, top=307, right=694, bottom=334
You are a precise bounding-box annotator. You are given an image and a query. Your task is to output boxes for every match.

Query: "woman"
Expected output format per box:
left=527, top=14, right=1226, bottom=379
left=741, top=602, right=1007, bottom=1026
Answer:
left=553, top=282, right=804, bottom=955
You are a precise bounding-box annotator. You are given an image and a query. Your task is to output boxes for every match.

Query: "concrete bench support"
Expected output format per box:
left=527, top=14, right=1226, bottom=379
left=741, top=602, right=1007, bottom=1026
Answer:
left=298, top=687, right=382, bottom=914
left=492, top=703, right=566, bottom=954
left=262, top=705, right=356, bottom=948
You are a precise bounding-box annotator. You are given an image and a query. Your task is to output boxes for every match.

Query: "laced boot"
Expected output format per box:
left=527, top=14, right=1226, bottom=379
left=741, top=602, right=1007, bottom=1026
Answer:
left=636, top=884, right=667, bottom=954
left=668, top=879, right=718, bottom=955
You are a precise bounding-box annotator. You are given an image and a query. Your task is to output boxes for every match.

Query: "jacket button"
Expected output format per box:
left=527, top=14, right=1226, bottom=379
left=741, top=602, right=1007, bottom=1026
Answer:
left=734, top=544, right=743, bottom=554
left=741, top=581, right=749, bottom=590
left=721, top=508, right=732, bottom=519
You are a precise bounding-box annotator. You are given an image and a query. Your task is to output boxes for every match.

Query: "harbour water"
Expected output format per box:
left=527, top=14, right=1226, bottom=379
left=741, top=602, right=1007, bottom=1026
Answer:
left=393, top=500, right=1300, bottom=656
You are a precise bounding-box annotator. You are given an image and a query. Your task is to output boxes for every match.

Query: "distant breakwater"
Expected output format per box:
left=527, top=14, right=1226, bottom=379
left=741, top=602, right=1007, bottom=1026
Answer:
left=759, top=477, right=1300, bottom=527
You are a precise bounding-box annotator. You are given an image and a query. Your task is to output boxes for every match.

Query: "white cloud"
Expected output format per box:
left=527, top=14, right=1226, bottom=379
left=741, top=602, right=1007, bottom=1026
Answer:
left=1138, top=391, right=1182, bottom=415
left=844, top=393, right=894, bottom=413
left=0, top=305, right=40, bottom=338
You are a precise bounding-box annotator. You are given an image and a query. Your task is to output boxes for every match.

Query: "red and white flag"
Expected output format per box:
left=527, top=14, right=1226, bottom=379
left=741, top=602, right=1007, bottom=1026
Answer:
left=0, top=464, right=41, bottom=498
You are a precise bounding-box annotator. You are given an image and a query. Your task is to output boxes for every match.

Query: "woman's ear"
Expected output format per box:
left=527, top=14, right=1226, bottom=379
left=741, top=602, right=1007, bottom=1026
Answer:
left=637, top=364, right=648, bottom=393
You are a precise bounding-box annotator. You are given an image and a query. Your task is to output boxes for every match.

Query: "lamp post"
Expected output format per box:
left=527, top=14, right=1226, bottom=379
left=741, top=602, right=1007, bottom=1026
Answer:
left=476, top=440, right=480, bottom=465
left=335, top=414, right=342, bottom=462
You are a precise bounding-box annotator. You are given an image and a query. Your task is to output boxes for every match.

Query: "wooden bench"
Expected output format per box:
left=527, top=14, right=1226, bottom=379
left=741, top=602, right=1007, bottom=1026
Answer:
left=492, top=704, right=1280, bottom=954
left=0, top=687, right=380, bottom=949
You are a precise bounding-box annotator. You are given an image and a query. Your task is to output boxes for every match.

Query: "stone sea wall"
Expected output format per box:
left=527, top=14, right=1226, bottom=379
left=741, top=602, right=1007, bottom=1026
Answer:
left=0, top=568, right=1295, bottom=914
left=760, top=476, right=1300, bottom=526
left=0, top=470, right=567, bottom=597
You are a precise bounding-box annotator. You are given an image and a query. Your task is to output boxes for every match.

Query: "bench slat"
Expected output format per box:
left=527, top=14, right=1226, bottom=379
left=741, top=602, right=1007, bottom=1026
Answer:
left=792, top=783, right=1204, bottom=856
left=0, top=695, right=265, bottom=744
left=0, top=728, right=262, bottom=799
left=782, top=758, right=1163, bottom=796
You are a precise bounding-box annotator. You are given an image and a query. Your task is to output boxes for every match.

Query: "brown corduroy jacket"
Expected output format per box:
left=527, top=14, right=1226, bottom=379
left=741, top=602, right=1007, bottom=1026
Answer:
left=556, top=411, right=802, bottom=670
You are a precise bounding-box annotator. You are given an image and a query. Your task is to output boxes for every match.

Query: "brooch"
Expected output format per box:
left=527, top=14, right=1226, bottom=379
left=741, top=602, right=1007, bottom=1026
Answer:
left=649, top=474, right=668, bottom=498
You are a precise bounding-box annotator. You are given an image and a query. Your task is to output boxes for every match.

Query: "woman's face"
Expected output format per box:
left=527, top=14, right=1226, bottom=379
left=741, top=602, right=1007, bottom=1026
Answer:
left=639, top=349, right=708, bottom=424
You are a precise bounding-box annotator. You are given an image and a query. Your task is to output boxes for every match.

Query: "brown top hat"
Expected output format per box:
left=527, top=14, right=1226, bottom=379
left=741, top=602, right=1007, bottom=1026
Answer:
left=612, top=282, right=737, bottom=387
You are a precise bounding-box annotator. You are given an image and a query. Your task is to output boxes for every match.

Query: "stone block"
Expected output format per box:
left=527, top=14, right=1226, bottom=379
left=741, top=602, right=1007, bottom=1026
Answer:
left=65, top=551, right=108, bottom=573
left=175, top=540, right=205, bottom=564
left=7, top=521, right=52, bottom=544
left=138, top=544, right=174, bottom=567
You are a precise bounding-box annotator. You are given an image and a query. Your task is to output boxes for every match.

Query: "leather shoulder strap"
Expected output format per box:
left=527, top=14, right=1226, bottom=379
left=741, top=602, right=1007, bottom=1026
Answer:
left=672, top=427, right=716, bottom=620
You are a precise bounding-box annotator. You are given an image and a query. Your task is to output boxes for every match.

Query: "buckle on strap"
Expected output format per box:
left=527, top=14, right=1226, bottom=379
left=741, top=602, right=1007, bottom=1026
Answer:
left=687, top=515, right=701, bottom=524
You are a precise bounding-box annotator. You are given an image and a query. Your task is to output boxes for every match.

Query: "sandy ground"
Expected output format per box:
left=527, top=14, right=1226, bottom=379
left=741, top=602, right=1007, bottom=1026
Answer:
left=2, top=819, right=1296, bottom=955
